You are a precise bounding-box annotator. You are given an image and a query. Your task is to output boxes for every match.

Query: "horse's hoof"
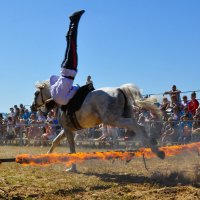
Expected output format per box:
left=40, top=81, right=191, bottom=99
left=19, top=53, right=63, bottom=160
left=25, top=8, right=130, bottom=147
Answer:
left=65, top=164, right=77, bottom=173
left=157, top=150, right=165, bottom=160
left=65, top=168, right=77, bottom=173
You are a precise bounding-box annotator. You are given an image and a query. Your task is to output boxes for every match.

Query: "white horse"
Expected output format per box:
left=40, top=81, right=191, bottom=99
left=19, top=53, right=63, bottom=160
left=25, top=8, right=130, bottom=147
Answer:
left=31, top=82, right=165, bottom=171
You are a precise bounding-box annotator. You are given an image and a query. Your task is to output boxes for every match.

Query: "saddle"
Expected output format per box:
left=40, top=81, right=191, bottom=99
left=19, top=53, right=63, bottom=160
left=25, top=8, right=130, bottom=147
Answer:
left=61, top=83, right=95, bottom=129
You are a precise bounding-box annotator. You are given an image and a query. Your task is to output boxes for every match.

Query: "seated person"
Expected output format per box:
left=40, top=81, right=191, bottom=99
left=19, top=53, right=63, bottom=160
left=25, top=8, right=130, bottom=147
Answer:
left=181, top=95, right=189, bottom=110
left=41, top=121, right=57, bottom=146
left=5, top=116, right=15, bottom=143
left=180, top=107, right=193, bottom=124
left=86, top=75, right=93, bottom=85
left=180, top=125, right=192, bottom=144
left=192, top=112, right=200, bottom=134
left=95, top=124, right=109, bottom=141
left=170, top=105, right=181, bottom=122
left=14, top=116, right=22, bottom=138
left=27, top=114, right=41, bottom=146
left=188, top=92, right=199, bottom=116
left=169, top=95, right=182, bottom=112
left=161, top=118, right=179, bottom=144
left=160, top=97, right=170, bottom=121
left=46, top=110, right=54, bottom=122
left=36, top=110, right=46, bottom=124
left=0, top=113, right=6, bottom=140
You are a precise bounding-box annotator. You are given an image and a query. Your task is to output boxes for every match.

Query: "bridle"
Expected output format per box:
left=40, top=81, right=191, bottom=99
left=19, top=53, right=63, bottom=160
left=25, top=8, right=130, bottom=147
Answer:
left=34, top=88, right=45, bottom=108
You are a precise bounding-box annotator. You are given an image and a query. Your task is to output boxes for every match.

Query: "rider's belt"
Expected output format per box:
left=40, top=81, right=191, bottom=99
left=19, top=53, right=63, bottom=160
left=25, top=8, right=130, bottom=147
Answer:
left=62, top=75, right=74, bottom=80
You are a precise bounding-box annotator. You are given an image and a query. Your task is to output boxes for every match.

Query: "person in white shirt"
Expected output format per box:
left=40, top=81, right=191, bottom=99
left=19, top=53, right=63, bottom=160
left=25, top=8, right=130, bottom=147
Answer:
left=50, top=10, right=85, bottom=106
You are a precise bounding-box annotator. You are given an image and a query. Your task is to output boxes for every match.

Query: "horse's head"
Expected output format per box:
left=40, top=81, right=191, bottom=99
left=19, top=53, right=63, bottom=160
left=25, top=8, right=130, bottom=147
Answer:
left=31, top=80, right=54, bottom=112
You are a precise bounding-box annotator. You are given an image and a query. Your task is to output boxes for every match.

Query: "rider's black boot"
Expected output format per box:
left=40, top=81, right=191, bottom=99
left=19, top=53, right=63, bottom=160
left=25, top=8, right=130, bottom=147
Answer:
left=61, top=10, right=85, bottom=71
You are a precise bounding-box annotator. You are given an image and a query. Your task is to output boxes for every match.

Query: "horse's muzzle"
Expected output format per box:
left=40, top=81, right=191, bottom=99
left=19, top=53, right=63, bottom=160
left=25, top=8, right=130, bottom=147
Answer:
left=30, top=103, right=37, bottom=112
left=45, top=99, right=56, bottom=111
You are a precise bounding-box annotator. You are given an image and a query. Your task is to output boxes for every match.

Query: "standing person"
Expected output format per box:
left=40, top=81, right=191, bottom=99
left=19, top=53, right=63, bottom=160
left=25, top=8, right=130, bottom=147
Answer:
left=49, top=10, right=85, bottom=106
left=9, top=107, right=15, bottom=121
left=164, top=85, right=181, bottom=102
left=19, top=104, right=25, bottom=112
left=13, top=105, right=20, bottom=119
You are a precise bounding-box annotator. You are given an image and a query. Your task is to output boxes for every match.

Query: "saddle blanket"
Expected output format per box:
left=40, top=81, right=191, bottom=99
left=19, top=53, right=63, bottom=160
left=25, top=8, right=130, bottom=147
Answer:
left=61, top=83, right=95, bottom=113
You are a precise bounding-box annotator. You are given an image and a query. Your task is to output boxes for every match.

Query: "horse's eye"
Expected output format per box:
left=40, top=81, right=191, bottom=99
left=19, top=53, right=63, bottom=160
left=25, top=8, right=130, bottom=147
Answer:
left=34, top=91, right=40, bottom=96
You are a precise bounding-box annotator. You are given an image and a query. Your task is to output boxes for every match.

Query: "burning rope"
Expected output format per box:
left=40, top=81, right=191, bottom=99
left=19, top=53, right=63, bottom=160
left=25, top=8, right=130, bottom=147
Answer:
left=15, top=151, right=136, bottom=166
left=0, top=142, right=200, bottom=166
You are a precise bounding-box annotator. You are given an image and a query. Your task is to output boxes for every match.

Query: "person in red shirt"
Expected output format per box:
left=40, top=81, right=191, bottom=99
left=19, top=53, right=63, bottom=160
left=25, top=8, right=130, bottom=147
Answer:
left=188, top=92, right=199, bottom=116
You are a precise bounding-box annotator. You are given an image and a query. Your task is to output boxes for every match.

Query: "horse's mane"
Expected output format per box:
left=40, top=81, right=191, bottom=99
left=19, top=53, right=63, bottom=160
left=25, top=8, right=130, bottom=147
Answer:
left=35, top=80, right=50, bottom=89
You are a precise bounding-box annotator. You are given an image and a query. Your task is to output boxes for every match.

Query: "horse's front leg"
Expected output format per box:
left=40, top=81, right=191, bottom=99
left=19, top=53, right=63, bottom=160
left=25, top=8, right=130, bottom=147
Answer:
left=47, top=129, right=66, bottom=154
left=65, top=129, right=77, bottom=172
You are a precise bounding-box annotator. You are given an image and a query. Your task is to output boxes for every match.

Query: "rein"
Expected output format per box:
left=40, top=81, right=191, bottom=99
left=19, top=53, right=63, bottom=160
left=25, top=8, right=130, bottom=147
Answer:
left=34, top=88, right=45, bottom=108
left=40, top=88, right=45, bottom=105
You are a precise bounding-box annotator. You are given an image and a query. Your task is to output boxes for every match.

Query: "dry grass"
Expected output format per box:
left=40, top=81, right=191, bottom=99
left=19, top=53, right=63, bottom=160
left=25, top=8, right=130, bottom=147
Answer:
left=0, top=145, right=200, bottom=199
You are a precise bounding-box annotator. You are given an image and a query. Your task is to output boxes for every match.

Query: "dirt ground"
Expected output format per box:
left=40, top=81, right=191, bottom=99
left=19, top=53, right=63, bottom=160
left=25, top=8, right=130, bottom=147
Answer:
left=0, top=145, right=200, bottom=200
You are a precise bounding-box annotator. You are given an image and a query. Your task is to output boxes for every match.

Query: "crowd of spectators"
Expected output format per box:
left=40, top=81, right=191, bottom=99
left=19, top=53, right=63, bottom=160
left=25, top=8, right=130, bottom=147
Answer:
left=0, top=84, right=200, bottom=147
left=0, top=104, right=61, bottom=146
left=147, top=85, right=200, bottom=144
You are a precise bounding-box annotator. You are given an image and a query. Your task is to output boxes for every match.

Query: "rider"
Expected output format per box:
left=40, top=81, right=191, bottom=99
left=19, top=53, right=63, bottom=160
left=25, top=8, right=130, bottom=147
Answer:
left=49, top=10, right=85, bottom=106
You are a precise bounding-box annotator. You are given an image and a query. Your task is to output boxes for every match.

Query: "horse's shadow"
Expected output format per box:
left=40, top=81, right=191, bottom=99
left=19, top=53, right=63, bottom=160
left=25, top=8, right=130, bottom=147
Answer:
left=81, top=171, right=200, bottom=188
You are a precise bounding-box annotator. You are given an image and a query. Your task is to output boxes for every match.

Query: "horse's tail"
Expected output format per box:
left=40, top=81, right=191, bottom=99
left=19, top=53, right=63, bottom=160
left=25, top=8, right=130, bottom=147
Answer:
left=136, top=97, right=162, bottom=120
left=136, top=97, right=163, bottom=140
left=119, top=83, right=142, bottom=102
left=119, top=83, right=142, bottom=117
left=119, top=83, right=162, bottom=120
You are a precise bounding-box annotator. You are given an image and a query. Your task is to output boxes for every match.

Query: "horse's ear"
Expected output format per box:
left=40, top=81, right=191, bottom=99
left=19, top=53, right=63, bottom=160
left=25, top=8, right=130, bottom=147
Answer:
left=38, top=85, right=44, bottom=89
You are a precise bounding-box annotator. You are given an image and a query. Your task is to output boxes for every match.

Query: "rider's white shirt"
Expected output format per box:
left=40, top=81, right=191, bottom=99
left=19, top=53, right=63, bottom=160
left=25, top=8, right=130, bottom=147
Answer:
left=50, top=68, right=79, bottom=105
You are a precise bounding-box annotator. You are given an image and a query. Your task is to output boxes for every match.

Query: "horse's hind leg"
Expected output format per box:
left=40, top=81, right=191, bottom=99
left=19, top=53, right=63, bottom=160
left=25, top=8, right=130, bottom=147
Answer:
left=109, top=118, right=165, bottom=159
left=65, top=129, right=77, bottom=172
left=47, top=129, right=66, bottom=154
left=108, top=118, right=149, bottom=143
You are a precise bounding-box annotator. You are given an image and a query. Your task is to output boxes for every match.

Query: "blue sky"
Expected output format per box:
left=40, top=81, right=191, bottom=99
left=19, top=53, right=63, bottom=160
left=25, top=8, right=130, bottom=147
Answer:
left=0, top=0, right=200, bottom=113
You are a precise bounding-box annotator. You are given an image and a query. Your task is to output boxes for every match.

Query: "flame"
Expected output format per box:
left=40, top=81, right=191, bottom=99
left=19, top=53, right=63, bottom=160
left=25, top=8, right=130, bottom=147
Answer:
left=16, top=151, right=135, bottom=166
left=137, top=141, right=200, bottom=158
left=15, top=142, right=200, bottom=166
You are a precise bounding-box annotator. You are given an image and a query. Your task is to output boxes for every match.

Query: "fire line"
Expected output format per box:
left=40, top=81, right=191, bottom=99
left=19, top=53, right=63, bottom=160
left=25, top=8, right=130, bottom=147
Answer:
left=0, top=142, right=200, bottom=166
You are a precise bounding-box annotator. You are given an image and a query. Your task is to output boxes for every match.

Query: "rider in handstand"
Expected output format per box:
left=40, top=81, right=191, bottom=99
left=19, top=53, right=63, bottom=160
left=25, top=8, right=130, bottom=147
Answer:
left=48, top=10, right=85, bottom=108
